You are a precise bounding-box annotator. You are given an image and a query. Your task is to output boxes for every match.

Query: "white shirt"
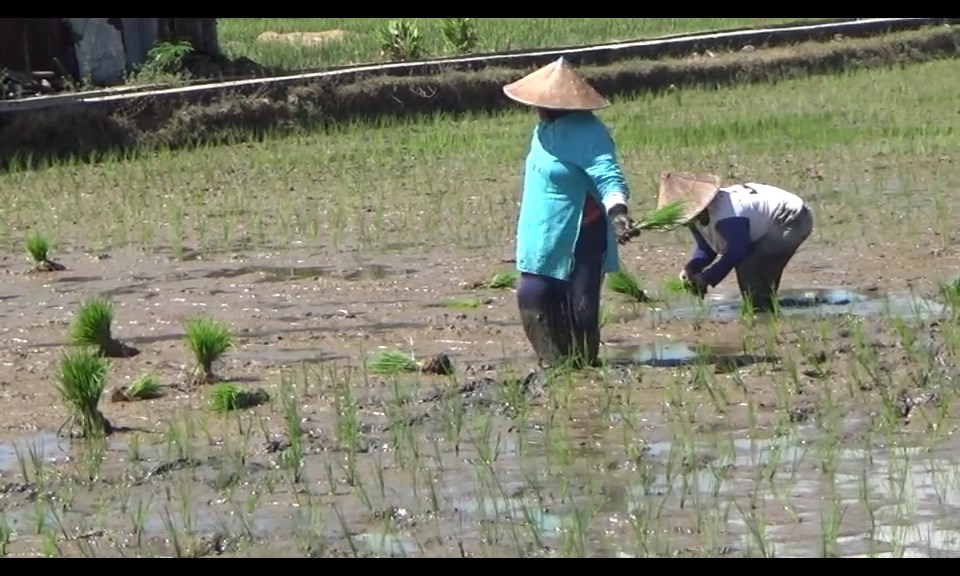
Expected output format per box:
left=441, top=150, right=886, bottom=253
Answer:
left=693, top=182, right=805, bottom=254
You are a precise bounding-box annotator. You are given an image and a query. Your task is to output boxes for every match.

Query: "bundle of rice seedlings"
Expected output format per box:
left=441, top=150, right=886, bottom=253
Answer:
left=25, top=231, right=66, bottom=272
left=367, top=350, right=455, bottom=376
left=663, top=278, right=688, bottom=293
left=620, top=200, right=690, bottom=242
left=367, top=350, right=419, bottom=375
left=69, top=298, right=139, bottom=358
left=486, top=271, right=519, bottom=290
left=55, top=348, right=113, bottom=438
left=443, top=297, right=485, bottom=309
left=605, top=263, right=649, bottom=302
left=111, top=372, right=163, bottom=402
left=184, top=316, right=233, bottom=385
left=209, top=383, right=270, bottom=413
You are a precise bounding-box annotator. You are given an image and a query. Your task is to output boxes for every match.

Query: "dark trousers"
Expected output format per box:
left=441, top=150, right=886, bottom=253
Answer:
left=736, top=206, right=815, bottom=312
left=517, top=218, right=607, bottom=369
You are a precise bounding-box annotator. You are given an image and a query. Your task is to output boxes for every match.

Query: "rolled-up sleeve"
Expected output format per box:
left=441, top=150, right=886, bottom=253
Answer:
left=572, top=121, right=630, bottom=211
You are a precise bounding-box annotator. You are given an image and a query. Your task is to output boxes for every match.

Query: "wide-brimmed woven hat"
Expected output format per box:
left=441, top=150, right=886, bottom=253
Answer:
left=502, top=57, right=610, bottom=111
left=657, top=171, right=723, bottom=224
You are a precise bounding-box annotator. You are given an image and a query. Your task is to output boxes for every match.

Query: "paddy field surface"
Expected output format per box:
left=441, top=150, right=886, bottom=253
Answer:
left=0, top=54, right=958, bottom=557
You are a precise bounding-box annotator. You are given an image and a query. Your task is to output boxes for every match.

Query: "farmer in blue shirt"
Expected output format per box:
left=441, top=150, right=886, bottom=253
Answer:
left=503, top=57, right=635, bottom=369
left=657, top=172, right=814, bottom=313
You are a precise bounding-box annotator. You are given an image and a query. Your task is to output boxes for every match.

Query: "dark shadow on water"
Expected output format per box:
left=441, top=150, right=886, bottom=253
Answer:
left=605, top=341, right=777, bottom=369
left=29, top=321, right=427, bottom=349
left=203, top=265, right=334, bottom=282
left=342, top=264, right=417, bottom=281
left=231, top=348, right=348, bottom=366
left=202, top=264, right=418, bottom=283
left=52, top=275, right=103, bottom=284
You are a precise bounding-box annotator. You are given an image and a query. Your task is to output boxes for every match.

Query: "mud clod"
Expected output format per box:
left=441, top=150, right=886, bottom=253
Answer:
left=789, top=406, right=816, bottom=423
left=241, top=387, right=271, bottom=409
left=421, top=353, right=454, bottom=376
left=29, top=259, right=67, bottom=273
left=99, top=339, right=141, bottom=359
left=895, top=389, right=941, bottom=419
left=145, top=457, right=201, bottom=480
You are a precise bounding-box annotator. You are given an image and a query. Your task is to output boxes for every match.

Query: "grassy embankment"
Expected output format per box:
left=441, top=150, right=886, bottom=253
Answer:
left=217, top=18, right=828, bottom=69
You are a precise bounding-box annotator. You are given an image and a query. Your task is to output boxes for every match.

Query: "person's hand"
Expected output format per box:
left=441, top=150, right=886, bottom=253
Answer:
left=608, top=205, right=635, bottom=244
left=682, top=271, right=709, bottom=299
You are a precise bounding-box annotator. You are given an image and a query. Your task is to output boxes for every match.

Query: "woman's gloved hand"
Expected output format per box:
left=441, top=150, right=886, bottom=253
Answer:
left=608, top=204, right=635, bottom=244
left=680, top=270, right=709, bottom=299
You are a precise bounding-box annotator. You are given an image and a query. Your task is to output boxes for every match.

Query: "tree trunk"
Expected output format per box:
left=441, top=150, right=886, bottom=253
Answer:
left=158, top=18, right=221, bottom=57
left=200, top=18, right=220, bottom=56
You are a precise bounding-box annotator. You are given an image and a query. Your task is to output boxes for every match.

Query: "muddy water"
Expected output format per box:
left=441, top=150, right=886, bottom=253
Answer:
left=0, top=432, right=69, bottom=473
left=637, top=432, right=960, bottom=558
left=0, top=419, right=954, bottom=558
left=654, top=288, right=945, bottom=322
left=1, top=246, right=959, bottom=557
left=605, top=340, right=776, bottom=370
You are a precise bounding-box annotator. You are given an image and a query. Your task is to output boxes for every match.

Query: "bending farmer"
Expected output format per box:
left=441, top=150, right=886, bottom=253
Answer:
left=658, top=171, right=814, bottom=313
left=503, top=57, right=635, bottom=369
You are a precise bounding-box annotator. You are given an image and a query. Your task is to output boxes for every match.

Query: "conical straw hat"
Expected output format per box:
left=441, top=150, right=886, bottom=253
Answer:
left=502, top=57, right=610, bottom=111
left=657, top=171, right=723, bottom=224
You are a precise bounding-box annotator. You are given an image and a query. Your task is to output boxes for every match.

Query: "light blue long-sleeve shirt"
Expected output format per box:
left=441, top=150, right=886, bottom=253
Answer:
left=515, top=111, right=630, bottom=281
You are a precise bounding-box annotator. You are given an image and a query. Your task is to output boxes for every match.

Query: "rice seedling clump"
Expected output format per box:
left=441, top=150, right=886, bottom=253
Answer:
left=54, top=348, right=114, bottom=438
left=209, top=383, right=270, bottom=413
left=110, top=373, right=164, bottom=402
left=184, top=316, right=234, bottom=385
left=69, top=298, right=140, bottom=358
left=24, top=231, right=66, bottom=272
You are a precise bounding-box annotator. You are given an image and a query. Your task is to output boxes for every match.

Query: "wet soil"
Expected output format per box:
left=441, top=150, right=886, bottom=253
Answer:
left=0, top=243, right=959, bottom=557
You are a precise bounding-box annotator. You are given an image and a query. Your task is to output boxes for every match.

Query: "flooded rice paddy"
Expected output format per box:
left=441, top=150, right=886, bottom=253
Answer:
left=1, top=249, right=959, bottom=557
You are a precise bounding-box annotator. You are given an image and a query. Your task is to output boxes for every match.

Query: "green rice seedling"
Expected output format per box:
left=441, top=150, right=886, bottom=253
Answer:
left=209, top=383, right=270, bottom=413
left=940, top=277, right=960, bottom=302
left=55, top=348, right=113, bottom=438
left=598, top=304, right=613, bottom=328
left=443, top=297, right=486, bottom=309
left=112, top=373, right=164, bottom=402
left=664, top=277, right=688, bottom=294
left=69, top=298, right=139, bottom=358
left=620, top=200, right=690, bottom=242
left=606, top=263, right=649, bottom=302
left=367, top=350, right=419, bottom=375
left=184, top=316, right=233, bottom=385
left=24, top=231, right=65, bottom=272
left=367, top=350, right=455, bottom=376
left=487, top=271, right=519, bottom=290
